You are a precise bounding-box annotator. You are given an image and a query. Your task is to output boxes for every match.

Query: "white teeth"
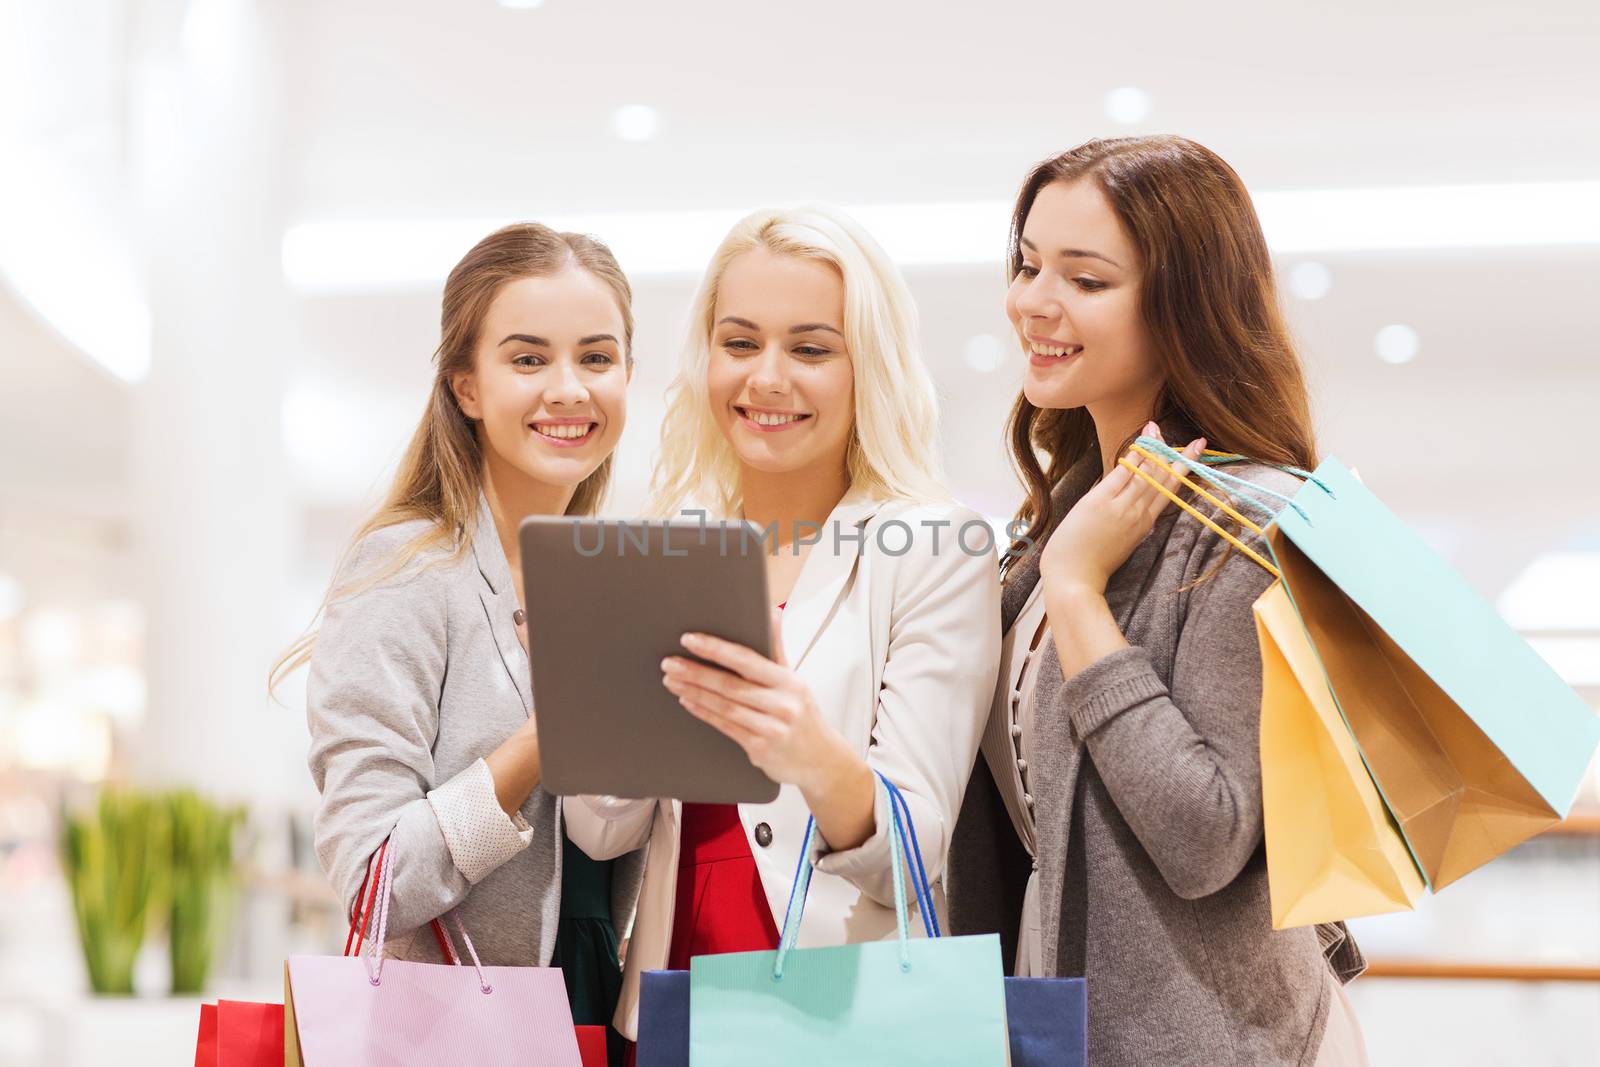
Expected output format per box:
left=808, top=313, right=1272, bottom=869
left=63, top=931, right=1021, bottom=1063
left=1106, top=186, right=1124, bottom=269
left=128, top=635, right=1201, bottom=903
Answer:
left=535, top=423, right=592, bottom=439
left=745, top=410, right=805, bottom=426
left=1030, top=342, right=1079, bottom=358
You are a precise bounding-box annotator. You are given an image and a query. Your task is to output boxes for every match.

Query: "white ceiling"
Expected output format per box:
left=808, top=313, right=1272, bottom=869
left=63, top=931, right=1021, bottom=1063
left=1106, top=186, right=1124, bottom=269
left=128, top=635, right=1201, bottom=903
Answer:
left=4, top=0, right=1599, bottom=615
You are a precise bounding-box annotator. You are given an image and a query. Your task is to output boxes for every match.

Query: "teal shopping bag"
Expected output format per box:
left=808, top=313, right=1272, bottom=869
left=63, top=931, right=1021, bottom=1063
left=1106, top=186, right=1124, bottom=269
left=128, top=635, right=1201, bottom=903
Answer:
left=1139, top=439, right=1600, bottom=890
left=688, top=775, right=1009, bottom=1066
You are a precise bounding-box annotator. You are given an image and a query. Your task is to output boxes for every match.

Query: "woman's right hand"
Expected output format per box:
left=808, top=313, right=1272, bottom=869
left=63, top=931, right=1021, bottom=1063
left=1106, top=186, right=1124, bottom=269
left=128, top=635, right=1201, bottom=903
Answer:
left=484, top=715, right=542, bottom=816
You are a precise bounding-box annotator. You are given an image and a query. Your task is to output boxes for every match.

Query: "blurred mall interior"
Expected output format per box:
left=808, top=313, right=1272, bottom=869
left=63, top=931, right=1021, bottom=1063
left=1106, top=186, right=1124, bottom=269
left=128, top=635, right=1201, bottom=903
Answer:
left=1, top=1, right=1597, bottom=1064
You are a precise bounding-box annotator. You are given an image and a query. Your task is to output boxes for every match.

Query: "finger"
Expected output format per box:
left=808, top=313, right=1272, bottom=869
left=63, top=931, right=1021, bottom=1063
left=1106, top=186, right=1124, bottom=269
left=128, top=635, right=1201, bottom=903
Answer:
left=679, top=694, right=763, bottom=751
left=675, top=686, right=782, bottom=744
left=662, top=657, right=787, bottom=712
left=1133, top=437, right=1209, bottom=520
left=679, top=631, right=788, bottom=686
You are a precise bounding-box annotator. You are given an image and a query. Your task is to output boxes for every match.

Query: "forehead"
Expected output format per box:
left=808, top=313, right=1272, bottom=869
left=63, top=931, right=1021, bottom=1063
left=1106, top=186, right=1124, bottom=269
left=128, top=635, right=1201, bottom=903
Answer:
left=483, top=268, right=625, bottom=336
left=1021, top=178, right=1138, bottom=268
left=713, top=248, right=844, bottom=326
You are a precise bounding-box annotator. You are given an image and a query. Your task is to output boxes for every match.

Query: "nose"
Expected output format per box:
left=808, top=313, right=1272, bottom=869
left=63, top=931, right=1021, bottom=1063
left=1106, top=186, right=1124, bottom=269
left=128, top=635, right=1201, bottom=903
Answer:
left=746, top=341, right=790, bottom=397
left=1012, top=271, right=1056, bottom=323
left=544, top=359, right=590, bottom=406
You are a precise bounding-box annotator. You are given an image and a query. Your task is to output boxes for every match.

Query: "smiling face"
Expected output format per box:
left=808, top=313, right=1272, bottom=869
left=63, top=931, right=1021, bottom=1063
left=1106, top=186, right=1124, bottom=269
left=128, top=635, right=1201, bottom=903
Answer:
left=707, top=247, right=855, bottom=476
left=451, top=266, right=630, bottom=491
left=1007, top=178, right=1162, bottom=420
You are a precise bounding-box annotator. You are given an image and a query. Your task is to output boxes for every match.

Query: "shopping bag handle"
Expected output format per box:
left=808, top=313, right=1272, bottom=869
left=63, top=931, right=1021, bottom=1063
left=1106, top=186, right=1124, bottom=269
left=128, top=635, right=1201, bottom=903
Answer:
left=773, top=772, right=934, bottom=979
left=1117, top=447, right=1283, bottom=579
left=1132, top=436, right=1312, bottom=522
left=347, top=837, right=494, bottom=995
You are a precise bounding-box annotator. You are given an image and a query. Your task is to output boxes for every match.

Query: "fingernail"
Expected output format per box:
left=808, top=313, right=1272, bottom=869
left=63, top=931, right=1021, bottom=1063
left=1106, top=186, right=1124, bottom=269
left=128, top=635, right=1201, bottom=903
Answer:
left=660, top=657, right=676, bottom=672
left=681, top=633, right=703, bottom=647
left=1143, top=421, right=1157, bottom=436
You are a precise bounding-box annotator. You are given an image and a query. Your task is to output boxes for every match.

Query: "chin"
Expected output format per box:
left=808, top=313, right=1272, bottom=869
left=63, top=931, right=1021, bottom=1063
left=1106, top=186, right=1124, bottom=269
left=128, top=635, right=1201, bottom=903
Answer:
left=1022, top=377, right=1084, bottom=412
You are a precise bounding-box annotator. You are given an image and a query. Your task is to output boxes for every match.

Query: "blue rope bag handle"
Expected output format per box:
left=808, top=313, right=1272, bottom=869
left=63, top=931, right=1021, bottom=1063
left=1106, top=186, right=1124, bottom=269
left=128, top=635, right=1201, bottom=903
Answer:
left=881, top=775, right=940, bottom=938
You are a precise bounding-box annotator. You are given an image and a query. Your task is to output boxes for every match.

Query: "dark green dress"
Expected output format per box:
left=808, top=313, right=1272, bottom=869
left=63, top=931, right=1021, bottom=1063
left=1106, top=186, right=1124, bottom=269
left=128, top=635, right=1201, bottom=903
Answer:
left=550, top=836, right=626, bottom=1067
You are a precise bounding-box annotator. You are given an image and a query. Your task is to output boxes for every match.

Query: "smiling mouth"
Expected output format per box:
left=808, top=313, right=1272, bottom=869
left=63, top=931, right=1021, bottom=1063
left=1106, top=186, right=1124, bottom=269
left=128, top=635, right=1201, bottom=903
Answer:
left=1028, top=340, right=1083, bottom=359
left=530, top=421, right=598, bottom=446
left=735, top=405, right=812, bottom=429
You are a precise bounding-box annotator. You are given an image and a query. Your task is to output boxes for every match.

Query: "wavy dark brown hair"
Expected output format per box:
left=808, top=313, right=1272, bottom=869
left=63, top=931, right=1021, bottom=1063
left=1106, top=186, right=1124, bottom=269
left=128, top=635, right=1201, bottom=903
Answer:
left=1004, top=135, right=1317, bottom=556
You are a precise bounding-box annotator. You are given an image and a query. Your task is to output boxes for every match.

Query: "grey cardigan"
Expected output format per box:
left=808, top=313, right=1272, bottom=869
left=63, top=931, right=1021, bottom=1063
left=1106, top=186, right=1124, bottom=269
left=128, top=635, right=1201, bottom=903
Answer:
left=949, top=454, right=1363, bottom=1067
left=307, top=496, right=641, bottom=965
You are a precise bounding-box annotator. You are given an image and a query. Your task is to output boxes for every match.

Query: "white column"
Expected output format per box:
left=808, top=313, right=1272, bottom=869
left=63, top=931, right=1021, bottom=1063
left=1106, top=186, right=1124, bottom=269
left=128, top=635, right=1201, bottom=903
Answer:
left=127, top=0, right=310, bottom=811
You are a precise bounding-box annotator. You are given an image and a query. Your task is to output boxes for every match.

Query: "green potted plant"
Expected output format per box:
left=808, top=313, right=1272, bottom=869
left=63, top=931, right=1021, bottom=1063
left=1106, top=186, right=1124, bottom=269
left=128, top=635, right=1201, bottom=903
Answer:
left=167, top=789, right=246, bottom=994
left=60, top=790, right=170, bottom=995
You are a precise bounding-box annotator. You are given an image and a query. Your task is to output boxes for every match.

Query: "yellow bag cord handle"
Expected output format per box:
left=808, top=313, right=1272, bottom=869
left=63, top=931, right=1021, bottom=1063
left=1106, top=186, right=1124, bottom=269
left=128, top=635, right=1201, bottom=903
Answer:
left=1116, top=446, right=1280, bottom=579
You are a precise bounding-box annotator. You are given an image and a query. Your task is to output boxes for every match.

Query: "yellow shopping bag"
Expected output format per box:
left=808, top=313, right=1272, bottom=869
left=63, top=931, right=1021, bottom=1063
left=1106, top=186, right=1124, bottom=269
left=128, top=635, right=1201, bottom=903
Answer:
left=1255, top=581, right=1426, bottom=927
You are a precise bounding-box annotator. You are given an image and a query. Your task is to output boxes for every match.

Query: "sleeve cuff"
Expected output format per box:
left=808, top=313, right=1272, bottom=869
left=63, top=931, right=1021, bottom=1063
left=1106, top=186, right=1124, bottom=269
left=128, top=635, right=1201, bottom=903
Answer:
left=1063, top=646, right=1171, bottom=742
left=810, top=781, right=895, bottom=881
left=426, top=758, right=534, bottom=884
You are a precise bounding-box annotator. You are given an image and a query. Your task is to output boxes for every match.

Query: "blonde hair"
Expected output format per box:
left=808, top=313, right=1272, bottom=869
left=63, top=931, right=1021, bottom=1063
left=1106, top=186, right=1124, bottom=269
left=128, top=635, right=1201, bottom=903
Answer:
left=650, top=205, right=947, bottom=519
left=270, top=222, right=634, bottom=693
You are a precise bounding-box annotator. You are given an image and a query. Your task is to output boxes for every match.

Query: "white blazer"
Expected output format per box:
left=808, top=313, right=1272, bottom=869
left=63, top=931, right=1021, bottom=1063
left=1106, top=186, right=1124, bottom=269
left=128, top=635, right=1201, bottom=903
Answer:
left=566, top=486, right=1003, bottom=1038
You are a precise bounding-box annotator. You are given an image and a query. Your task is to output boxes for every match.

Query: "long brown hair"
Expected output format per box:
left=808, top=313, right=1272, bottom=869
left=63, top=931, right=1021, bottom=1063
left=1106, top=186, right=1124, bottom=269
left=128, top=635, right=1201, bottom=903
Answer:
left=269, top=222, right=635, bottom=693
left=1005, top=135, right=1316, bottom=551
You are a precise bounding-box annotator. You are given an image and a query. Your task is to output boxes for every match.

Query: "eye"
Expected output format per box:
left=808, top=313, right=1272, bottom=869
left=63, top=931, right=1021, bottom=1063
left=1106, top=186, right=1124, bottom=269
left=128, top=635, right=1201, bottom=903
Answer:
left=720, top=338, right=760, bottom=354
left=1015, top=264, right=1040, bottom=280
left=1074, top=277, right=1108, bottom=292
left=582, top=351, right=615, bottom=366
left=793, top=345, right=831, bottom=358
left=512, top=353, right=545, bottom=368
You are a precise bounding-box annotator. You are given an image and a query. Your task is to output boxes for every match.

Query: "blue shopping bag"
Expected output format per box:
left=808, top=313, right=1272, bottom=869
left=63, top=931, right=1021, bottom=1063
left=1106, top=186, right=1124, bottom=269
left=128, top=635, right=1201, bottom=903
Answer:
left=638, top=971, right=1086, bottom=1067
left=683, top=775, right=1010, bottom=1066
left=639, top=776, right=1084, bottom=1066
left=1136, top=438, right=1600, bottom=890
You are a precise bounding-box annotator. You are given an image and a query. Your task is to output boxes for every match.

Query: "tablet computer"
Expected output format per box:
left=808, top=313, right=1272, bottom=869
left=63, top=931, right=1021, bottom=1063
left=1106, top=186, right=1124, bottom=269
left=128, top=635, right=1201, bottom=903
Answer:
left=519, top=515, right=781, bottom=803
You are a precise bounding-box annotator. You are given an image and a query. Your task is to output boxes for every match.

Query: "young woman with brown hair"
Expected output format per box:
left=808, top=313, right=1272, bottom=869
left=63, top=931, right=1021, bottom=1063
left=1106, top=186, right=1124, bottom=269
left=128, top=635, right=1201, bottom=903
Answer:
left=948, top=136, right=1368, bottom=1066
left=276, top=222, right=641, bottom=1065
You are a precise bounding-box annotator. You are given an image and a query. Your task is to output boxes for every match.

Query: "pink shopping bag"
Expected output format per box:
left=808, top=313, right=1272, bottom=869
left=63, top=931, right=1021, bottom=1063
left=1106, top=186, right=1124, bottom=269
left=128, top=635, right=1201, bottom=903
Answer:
left=285, top=838, right=583, bottom=1066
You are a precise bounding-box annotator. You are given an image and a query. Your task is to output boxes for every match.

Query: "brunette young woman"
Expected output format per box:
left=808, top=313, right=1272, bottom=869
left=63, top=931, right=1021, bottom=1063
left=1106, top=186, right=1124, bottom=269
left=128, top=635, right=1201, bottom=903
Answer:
left=565, top=205, right=1002, bottom=1042
left=278, top=223, right=642, bottom=1065
left=948, top=137, right=1369, bottom=1067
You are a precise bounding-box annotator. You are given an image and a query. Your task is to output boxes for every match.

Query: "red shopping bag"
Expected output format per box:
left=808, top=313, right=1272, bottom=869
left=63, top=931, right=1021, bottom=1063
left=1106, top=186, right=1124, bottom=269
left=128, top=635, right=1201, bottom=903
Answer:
left=575, top=1025, right=608, bottom=1067
left=194, top=1004, right=216, bottom=1067
left=193, top=1000, right=284, bottom=1066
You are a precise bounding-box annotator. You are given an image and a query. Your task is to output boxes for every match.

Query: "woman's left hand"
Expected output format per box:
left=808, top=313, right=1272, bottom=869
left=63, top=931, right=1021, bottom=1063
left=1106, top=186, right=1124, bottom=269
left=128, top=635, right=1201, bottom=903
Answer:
left=661, top=608, right=846, bottom=792
left=1040, top=423, right=1207, bottom=595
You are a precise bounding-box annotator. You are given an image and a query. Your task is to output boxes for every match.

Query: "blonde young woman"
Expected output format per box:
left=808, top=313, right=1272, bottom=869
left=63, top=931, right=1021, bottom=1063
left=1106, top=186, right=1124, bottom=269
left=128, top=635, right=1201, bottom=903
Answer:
left=566, top=206, right=1003, bottom=1041
left=277, top=223, right=642, bottom=1065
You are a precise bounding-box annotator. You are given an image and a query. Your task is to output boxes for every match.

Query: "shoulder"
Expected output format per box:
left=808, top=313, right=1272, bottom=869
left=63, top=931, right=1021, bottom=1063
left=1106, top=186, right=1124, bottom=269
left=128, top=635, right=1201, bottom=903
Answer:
left=333, top=517, right=468, bottom=600
left=1171, top=459, right=1305, bottom=596
left=869, top=497, right=995, bottom=557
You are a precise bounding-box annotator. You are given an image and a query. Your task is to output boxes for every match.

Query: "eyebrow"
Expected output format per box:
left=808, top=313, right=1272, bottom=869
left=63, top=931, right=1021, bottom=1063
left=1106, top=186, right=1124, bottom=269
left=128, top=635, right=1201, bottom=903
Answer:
left=715, top=316, right=843, bottom=338
left=1019, top=235, right=1124, bottom=269
left=498, top=333, right=619, bottom=347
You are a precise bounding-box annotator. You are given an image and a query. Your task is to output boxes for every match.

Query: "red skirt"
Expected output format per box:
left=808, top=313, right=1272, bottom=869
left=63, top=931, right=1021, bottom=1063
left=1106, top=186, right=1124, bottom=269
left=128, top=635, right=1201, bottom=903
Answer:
left=666, top=803, right=780, bottom=969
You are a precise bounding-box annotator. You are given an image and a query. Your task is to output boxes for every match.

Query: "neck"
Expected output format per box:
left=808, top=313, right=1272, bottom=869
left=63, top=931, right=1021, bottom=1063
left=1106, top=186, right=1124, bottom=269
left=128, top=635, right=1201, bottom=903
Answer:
left=1088, top=398, right=1159, bottom=477
left=738, top=462, right=850, bottom=543
left=480, top=447, right=576, bottom=580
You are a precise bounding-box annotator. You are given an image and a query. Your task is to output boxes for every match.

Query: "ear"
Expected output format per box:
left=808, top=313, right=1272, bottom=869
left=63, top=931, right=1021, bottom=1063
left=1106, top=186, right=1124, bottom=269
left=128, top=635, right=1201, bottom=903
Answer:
left=450, top=370, right=482, bottom=420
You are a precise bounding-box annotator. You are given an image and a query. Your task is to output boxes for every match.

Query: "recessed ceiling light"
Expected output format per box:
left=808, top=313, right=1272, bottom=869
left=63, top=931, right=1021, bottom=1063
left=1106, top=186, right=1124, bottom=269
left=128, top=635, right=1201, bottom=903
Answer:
left=963, top=333, right=1005, bottom=373
left=612, top=105, right=660, bottom=143
left=1374, top=324, right=1420, bottom=364
left=1104, top=87, right=1152, bottom=124
left=498, top=0, right=546, bottom=9
left=1287, top=261, right=1332, bottom=300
